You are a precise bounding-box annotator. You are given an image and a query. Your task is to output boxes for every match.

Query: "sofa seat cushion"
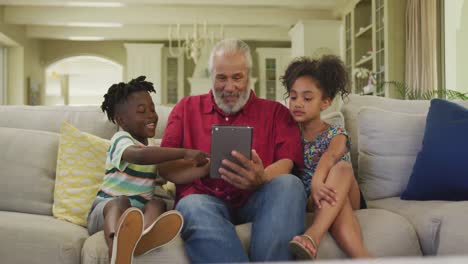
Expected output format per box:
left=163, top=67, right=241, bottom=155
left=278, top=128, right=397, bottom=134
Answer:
left=84, top=209, right=421, bottom=263
left=82, top=230, right=188, bottom=264
left=0, top=211, right=88, bottom=264
left=310, top=209, right=421, bottom=259
left=0, top=127, right=59, bottom=215
left=430, top=202, right=468, bottom=255
left=368, top=197, right=454, bottom=255
left=82, top=223, right=252, bottom=264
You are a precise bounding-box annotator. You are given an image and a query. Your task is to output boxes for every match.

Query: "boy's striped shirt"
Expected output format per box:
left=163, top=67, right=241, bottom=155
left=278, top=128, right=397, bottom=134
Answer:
left=98, top=131, right=157, bottom=201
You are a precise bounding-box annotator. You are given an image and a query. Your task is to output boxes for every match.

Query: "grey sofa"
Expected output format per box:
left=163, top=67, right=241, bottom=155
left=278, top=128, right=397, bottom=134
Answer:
left=0, top=94, right=467, bottom=264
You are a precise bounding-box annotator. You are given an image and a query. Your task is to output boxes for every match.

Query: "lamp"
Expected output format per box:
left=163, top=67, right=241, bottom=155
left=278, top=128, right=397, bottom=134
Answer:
left=168, top=22, right=224, bottom=63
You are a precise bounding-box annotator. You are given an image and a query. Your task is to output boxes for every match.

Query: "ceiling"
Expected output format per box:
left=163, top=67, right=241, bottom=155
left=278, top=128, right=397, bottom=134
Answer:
left=0, top=0, right=345, bottom=42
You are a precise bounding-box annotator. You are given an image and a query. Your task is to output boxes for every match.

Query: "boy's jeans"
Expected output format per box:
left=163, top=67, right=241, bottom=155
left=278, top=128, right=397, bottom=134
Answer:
left=176, top=175, right=307, bottom=263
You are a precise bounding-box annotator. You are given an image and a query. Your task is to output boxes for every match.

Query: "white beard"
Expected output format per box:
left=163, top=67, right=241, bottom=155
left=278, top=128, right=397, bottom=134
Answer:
left=212, top=88, right=251, bottom=115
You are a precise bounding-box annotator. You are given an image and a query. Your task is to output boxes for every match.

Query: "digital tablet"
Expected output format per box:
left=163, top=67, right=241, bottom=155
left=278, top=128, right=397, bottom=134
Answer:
left=210, top=125, right=253, bottom=179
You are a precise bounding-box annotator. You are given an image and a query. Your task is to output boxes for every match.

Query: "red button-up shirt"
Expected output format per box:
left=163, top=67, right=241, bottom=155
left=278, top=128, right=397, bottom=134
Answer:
left=161, top=90, right=303, bottom=207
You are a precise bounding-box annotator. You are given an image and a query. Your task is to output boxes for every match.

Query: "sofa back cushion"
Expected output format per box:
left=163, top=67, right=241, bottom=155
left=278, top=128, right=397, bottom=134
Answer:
left=357, top=107, right=426, bottom=200
left=341, top=94, right=468, bottom=176
left=0, top=105, right=117, bottom=139
left=155, top=105, right=174, bottom=139
left=0, top=127, right=59, bottom=215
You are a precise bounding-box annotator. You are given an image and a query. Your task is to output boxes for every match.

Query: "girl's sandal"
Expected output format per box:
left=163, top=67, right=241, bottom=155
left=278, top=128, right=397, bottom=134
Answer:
left=288, top=234, right=318, bottom=260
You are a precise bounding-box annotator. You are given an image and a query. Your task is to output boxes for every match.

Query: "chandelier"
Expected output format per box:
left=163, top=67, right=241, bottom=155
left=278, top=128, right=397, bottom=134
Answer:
left=168, top=23, right=224, bottom=63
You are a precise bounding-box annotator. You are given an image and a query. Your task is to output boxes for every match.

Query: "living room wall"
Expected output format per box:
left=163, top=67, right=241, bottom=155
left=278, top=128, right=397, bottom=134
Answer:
left=0, top=7, right=43, bottom=105
left=40, top=39, right=291, bottom=101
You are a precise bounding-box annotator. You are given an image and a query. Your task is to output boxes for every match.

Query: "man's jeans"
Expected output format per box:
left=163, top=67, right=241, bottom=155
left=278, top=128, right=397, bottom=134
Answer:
left=176, top=174, right=307, bottom=263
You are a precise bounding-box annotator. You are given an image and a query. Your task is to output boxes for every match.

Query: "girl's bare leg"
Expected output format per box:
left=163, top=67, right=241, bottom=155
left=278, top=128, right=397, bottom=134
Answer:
left=329, top=180, right=371, bottom=258
left=293, top=161, right=371, bottom=258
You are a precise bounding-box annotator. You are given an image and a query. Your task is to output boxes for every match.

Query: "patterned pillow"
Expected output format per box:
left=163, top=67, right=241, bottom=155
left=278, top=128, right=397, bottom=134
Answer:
left=53, top=122, right=109, bottom=226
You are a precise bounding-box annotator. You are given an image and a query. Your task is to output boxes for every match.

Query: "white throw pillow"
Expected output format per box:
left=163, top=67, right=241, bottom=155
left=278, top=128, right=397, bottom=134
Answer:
left=357, top=107, right=426, bottom=200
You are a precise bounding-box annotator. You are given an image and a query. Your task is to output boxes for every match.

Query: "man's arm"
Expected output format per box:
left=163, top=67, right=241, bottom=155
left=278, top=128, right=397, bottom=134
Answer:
left=158, top=98, right=208, bottom=183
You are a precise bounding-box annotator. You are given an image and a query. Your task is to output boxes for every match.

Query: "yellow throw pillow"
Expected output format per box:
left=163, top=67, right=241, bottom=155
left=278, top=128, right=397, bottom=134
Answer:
left=53, top=122, right=110, bottom=226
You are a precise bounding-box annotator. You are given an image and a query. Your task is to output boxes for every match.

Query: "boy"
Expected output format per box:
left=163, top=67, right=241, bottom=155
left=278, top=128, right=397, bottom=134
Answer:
left=88, top=76, right=209, bottom=264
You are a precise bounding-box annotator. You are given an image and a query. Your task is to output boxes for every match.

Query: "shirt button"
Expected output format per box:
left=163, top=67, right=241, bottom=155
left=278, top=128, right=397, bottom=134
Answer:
left=225, top=117, right=229, bottom=121
left=215, top=187, right=220, bottom=191
left=226, top=196, right=231, bottom=200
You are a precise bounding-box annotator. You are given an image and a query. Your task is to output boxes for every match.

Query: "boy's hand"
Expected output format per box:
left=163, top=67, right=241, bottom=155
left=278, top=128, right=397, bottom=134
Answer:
left=184, top=149, right=209, bottom=167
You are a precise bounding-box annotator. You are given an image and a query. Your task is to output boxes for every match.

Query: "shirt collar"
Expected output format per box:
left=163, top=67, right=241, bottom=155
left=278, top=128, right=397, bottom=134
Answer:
left=203, top=89, right=257, bottom=117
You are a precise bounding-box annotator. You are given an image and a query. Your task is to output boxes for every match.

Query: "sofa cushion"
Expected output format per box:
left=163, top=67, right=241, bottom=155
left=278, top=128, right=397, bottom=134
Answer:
left=401, top=99, right=468, bottom=201
left=368, top=197, right=451, bottom=255
left=322, top=111, right=345, bottom=127
left=155, top=105, right=174, bottom=139
left=0, top=127, right=59, bottom=215
left=53, top=122, right=109, bottom=226
left=83, top=209, right=421, bottom=262
left=357, top=107, right=426, bottom=200
left=0, top=105, right=117, bottom=139
left=82, top=231, right=189, bottom=264
left=340, top=94, right=468, bottom=176
left=0, top=211, right=88, bottom=264
left=309, top=209, right=422, bottom=259
left=433, top=201, right=468, bottom=255
left=341, top=95, right=430, bottom=174
left=81, top=223, right=252, bottom=264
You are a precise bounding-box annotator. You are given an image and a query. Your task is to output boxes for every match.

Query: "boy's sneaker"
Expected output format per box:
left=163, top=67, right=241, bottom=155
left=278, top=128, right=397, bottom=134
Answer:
left=134, top=210, right=184, bottom=256
left=110, top=207, right=144, bottom=264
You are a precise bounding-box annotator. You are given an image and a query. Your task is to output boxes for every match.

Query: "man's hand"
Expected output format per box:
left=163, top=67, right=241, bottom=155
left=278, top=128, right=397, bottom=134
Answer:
left=184, top=149, right=209, bottom=167
left=310, top=181, right=337, bottom=209
left=219, top=149, right=266, bottom=191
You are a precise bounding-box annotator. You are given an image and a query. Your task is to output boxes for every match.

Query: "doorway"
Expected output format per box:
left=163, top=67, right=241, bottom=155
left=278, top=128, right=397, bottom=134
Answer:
left=45, top=56, right=123, bottom=105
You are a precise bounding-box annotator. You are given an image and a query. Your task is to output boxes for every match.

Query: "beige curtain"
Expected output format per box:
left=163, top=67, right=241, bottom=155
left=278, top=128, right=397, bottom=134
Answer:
left=406, top=0, right=438, bottom=93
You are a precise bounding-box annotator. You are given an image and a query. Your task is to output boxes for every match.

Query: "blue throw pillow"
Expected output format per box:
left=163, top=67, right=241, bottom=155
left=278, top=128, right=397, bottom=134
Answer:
left=401, top=99, right=468, bottom=201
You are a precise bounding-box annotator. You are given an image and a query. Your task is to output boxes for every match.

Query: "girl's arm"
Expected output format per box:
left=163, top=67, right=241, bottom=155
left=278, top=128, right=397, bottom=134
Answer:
left=122, top=145, right=208, bottom=166
left=157, top=159, right=210, bottom=184
left=310, top=134, right=348, bottom=207
left=264, top=159, right=294, bottom=182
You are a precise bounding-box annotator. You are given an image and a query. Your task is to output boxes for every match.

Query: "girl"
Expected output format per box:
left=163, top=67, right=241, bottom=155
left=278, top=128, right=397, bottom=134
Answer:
left=90, top=76, right=209, bottom=264
left=281, top=56, right=371, bottom=260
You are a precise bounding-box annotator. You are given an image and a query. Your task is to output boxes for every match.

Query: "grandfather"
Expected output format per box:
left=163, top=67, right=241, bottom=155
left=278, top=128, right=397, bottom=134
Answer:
left=159, top=38, right=306, bottom=262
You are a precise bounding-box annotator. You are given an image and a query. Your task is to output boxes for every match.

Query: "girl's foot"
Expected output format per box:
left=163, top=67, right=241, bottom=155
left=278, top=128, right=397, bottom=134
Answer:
left=134, top=210, right=184, bottom=256
left=110, top=207, right=144, bottom=264
left=288, top=234, right=318, bottom=260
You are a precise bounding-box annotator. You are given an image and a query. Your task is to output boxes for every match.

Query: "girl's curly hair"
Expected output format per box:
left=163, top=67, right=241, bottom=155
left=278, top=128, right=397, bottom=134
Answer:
left=280, top=55, right=349, bottom=100
left=101, top=75, right=156, bottom=123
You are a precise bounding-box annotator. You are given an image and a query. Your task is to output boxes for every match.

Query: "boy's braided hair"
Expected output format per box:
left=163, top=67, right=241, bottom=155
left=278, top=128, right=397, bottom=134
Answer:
left=281, top=55, right=349, bottom=100
left=101, top=75, right=156, bottom=123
